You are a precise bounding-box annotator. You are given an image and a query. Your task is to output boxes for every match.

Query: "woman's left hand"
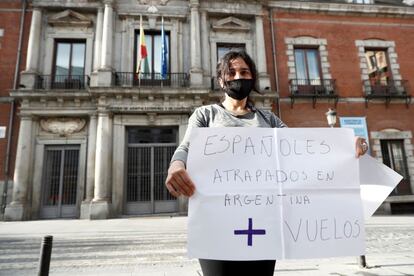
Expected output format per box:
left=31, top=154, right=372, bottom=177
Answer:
left=355, top=137, right=369, bottom=158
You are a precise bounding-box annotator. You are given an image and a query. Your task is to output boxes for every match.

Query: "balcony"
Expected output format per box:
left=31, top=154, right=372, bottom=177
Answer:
left=114, top=72, right=189, bottom=88
left=289, top=79, right=338, bottom=108
left=35, top=75, right=90, bottom=90
left=364, top=79, right=411, bottom=107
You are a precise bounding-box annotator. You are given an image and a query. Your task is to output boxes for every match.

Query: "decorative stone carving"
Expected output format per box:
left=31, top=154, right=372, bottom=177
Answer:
left=147, top=113, right=157, bottom=123
left=212, top=16, right=251, bottom=32
left=48, top=10, right=93, bottom=27
left=139, top=0, right=170, bottom=5
left=40, top=118, right=86, bottom=136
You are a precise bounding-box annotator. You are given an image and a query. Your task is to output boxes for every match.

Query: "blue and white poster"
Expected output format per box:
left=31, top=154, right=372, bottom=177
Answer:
left=339, top=117, right=369, bottom=144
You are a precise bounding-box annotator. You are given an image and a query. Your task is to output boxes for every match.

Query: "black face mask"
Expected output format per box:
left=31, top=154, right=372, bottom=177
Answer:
left=224, top=79, right=254, bottom=100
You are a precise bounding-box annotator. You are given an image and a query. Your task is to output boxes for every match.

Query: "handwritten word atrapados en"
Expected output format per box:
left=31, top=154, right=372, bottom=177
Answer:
left=213, top=169, right=334, bottom=184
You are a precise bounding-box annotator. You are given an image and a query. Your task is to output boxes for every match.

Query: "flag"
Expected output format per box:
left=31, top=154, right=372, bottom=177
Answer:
left=161, top=16, right=168, bottom=80
left=137, top=15, right=150, bottom=75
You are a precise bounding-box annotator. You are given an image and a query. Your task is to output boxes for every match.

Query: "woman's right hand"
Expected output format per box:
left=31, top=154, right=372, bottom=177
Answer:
left=165, top=160, right=196, bottom=197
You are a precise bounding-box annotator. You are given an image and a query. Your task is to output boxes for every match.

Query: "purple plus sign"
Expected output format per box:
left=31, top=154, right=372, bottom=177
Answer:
left=234, top=218, right=266, bottom=246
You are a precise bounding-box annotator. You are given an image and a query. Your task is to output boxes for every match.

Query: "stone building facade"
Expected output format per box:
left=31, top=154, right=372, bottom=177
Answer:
left=4, top=0, right=274, bottom=220
left=0, top=0, right=31, bottom=217
left=3, top=0, right=414, bottom=221
left=264, top=0, right=414, bottom=213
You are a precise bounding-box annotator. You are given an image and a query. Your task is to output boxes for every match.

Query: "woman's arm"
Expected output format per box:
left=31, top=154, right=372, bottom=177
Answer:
left=165, top=107, right=208, bottom=197
left=165, top=160, right=195, bottom=197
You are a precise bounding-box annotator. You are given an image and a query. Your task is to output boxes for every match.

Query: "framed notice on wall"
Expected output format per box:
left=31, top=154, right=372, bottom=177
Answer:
left=339, top=117, right=369, bottom=154
left=0, top=126, right=6, bottom=139
left=339, top=117, right=368, bottom=140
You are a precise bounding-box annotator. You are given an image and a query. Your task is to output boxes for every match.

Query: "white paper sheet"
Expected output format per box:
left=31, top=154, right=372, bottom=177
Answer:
left=359, top=155, right=403, bottom=219
left=187, top=128, right=376, bottom=260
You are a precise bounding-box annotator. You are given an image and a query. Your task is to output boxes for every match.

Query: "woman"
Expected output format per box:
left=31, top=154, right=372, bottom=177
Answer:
left=165, top=51, right=368, bottom=276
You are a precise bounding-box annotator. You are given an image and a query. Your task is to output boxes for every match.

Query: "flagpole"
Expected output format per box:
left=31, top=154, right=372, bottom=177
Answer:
left=138, top=14, right=142, bottom=88
left=161, top=16, right=164, bottom=88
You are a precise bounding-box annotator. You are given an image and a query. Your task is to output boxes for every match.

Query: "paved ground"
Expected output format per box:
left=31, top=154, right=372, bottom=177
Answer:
left=0, top=215, right=413, bottom=276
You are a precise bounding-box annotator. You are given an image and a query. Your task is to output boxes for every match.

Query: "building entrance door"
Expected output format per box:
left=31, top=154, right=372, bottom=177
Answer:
left=40, top=146, right=80, bottom=219
left=125, top=127, right=178, bottom=215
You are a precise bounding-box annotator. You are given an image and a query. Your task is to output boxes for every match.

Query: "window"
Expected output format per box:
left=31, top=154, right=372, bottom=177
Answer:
left=217, top=43, right=245, bottom=61
left=294, top=48, right=322, bottom=85
left=381, top=140, right=412, bottom=195
left=127, top=127, right=177, bottom=144
left=135, top=31, right=170, bottom=75
left=365, top=49, right=390, bottom=84
left=0, top=29, right=3, bottom=50
left=53, top=40, right=86, bottom=88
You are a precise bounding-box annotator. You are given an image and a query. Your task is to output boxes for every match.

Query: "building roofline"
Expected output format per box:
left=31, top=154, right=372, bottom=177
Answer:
left=268, top=1, right=414, bottom=17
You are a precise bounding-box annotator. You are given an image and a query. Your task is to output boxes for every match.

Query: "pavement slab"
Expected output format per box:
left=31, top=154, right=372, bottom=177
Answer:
left=0, top=215, right=413, bottom=275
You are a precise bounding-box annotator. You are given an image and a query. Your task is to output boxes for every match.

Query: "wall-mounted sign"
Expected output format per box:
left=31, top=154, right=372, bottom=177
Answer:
left=339, top=117, right=368, bottom=140
left=0, top=126, right=6, bottom=139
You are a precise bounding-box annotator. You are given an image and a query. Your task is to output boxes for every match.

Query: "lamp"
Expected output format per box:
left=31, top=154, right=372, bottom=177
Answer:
left=325, top=108, right=337, bottom=128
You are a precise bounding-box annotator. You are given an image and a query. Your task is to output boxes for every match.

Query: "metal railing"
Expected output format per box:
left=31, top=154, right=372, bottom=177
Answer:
left=35, top=75, right=89, bottom=90
left=114, top=72, right=189, bottom=88
left=289, top=79, right=337, bottom=96
left=364, top=79, right=410, bottom=97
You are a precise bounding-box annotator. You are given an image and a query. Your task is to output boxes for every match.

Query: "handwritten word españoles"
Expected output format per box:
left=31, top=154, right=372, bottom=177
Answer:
left=203, top=135, right=332, bottom=157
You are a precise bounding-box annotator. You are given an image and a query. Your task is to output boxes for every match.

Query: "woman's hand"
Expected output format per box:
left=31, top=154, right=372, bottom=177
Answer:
left=355, top=137, right=369, bottom=158
left=165, top=160, right=196, bottom=197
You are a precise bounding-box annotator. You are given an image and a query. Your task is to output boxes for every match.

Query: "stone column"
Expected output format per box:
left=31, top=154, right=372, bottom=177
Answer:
left=4, top=116, right=33, bottom=221
left=101, top=3, right=113, bottom=69
left=97, top=2, right=114, bottom=87
left=80, top=114, right=97, bottom=219
left=20, top=8, right=42, bottom=89
left=93, top=8, right=104, bottom=71
left=201, top=11, right=211, bottom=85
left=189, top=0, right=203, bottom=87
left=90, top=110, right=112, bottom=219
left=255, top=15, right=270, bottom=91
left=170, top=19, right=179, bottom=74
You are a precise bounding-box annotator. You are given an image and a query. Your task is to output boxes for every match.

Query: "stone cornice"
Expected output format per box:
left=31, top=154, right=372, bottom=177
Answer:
left=10, top=90, right=92, bottom=100
left=33, top=0, right=102, bottom=10
left=116, top=10, right=188, bottom=18
left=268, top=1, right=414, bottom=17
left=48, top=9, right=93, bottom=27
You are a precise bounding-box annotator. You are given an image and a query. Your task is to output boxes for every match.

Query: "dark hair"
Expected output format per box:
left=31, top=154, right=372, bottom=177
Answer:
left=216, top=50, right=259, bottom=93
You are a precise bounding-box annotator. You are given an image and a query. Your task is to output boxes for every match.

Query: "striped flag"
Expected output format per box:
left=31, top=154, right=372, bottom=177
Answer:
left=161, top=16, right=168, bottom=80
left=137, top=15, right=149, bottom=75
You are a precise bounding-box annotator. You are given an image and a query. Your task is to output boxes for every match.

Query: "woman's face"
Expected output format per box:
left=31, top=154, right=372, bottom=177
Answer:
left=224, top=57, right=253, bottom=82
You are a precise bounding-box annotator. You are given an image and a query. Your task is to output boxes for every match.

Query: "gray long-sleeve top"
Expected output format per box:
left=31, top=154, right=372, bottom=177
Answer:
left=171, top=104, right=287, bottom=165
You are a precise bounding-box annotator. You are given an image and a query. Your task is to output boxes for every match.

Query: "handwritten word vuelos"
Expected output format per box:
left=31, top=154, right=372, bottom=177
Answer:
left=284, top=218, right=361, bottom=242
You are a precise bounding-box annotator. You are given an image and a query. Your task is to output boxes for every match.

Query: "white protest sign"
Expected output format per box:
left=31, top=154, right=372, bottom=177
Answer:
left=359, top=155, right=403, bottom=219
left=187, top=128, right=365, bottom=260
